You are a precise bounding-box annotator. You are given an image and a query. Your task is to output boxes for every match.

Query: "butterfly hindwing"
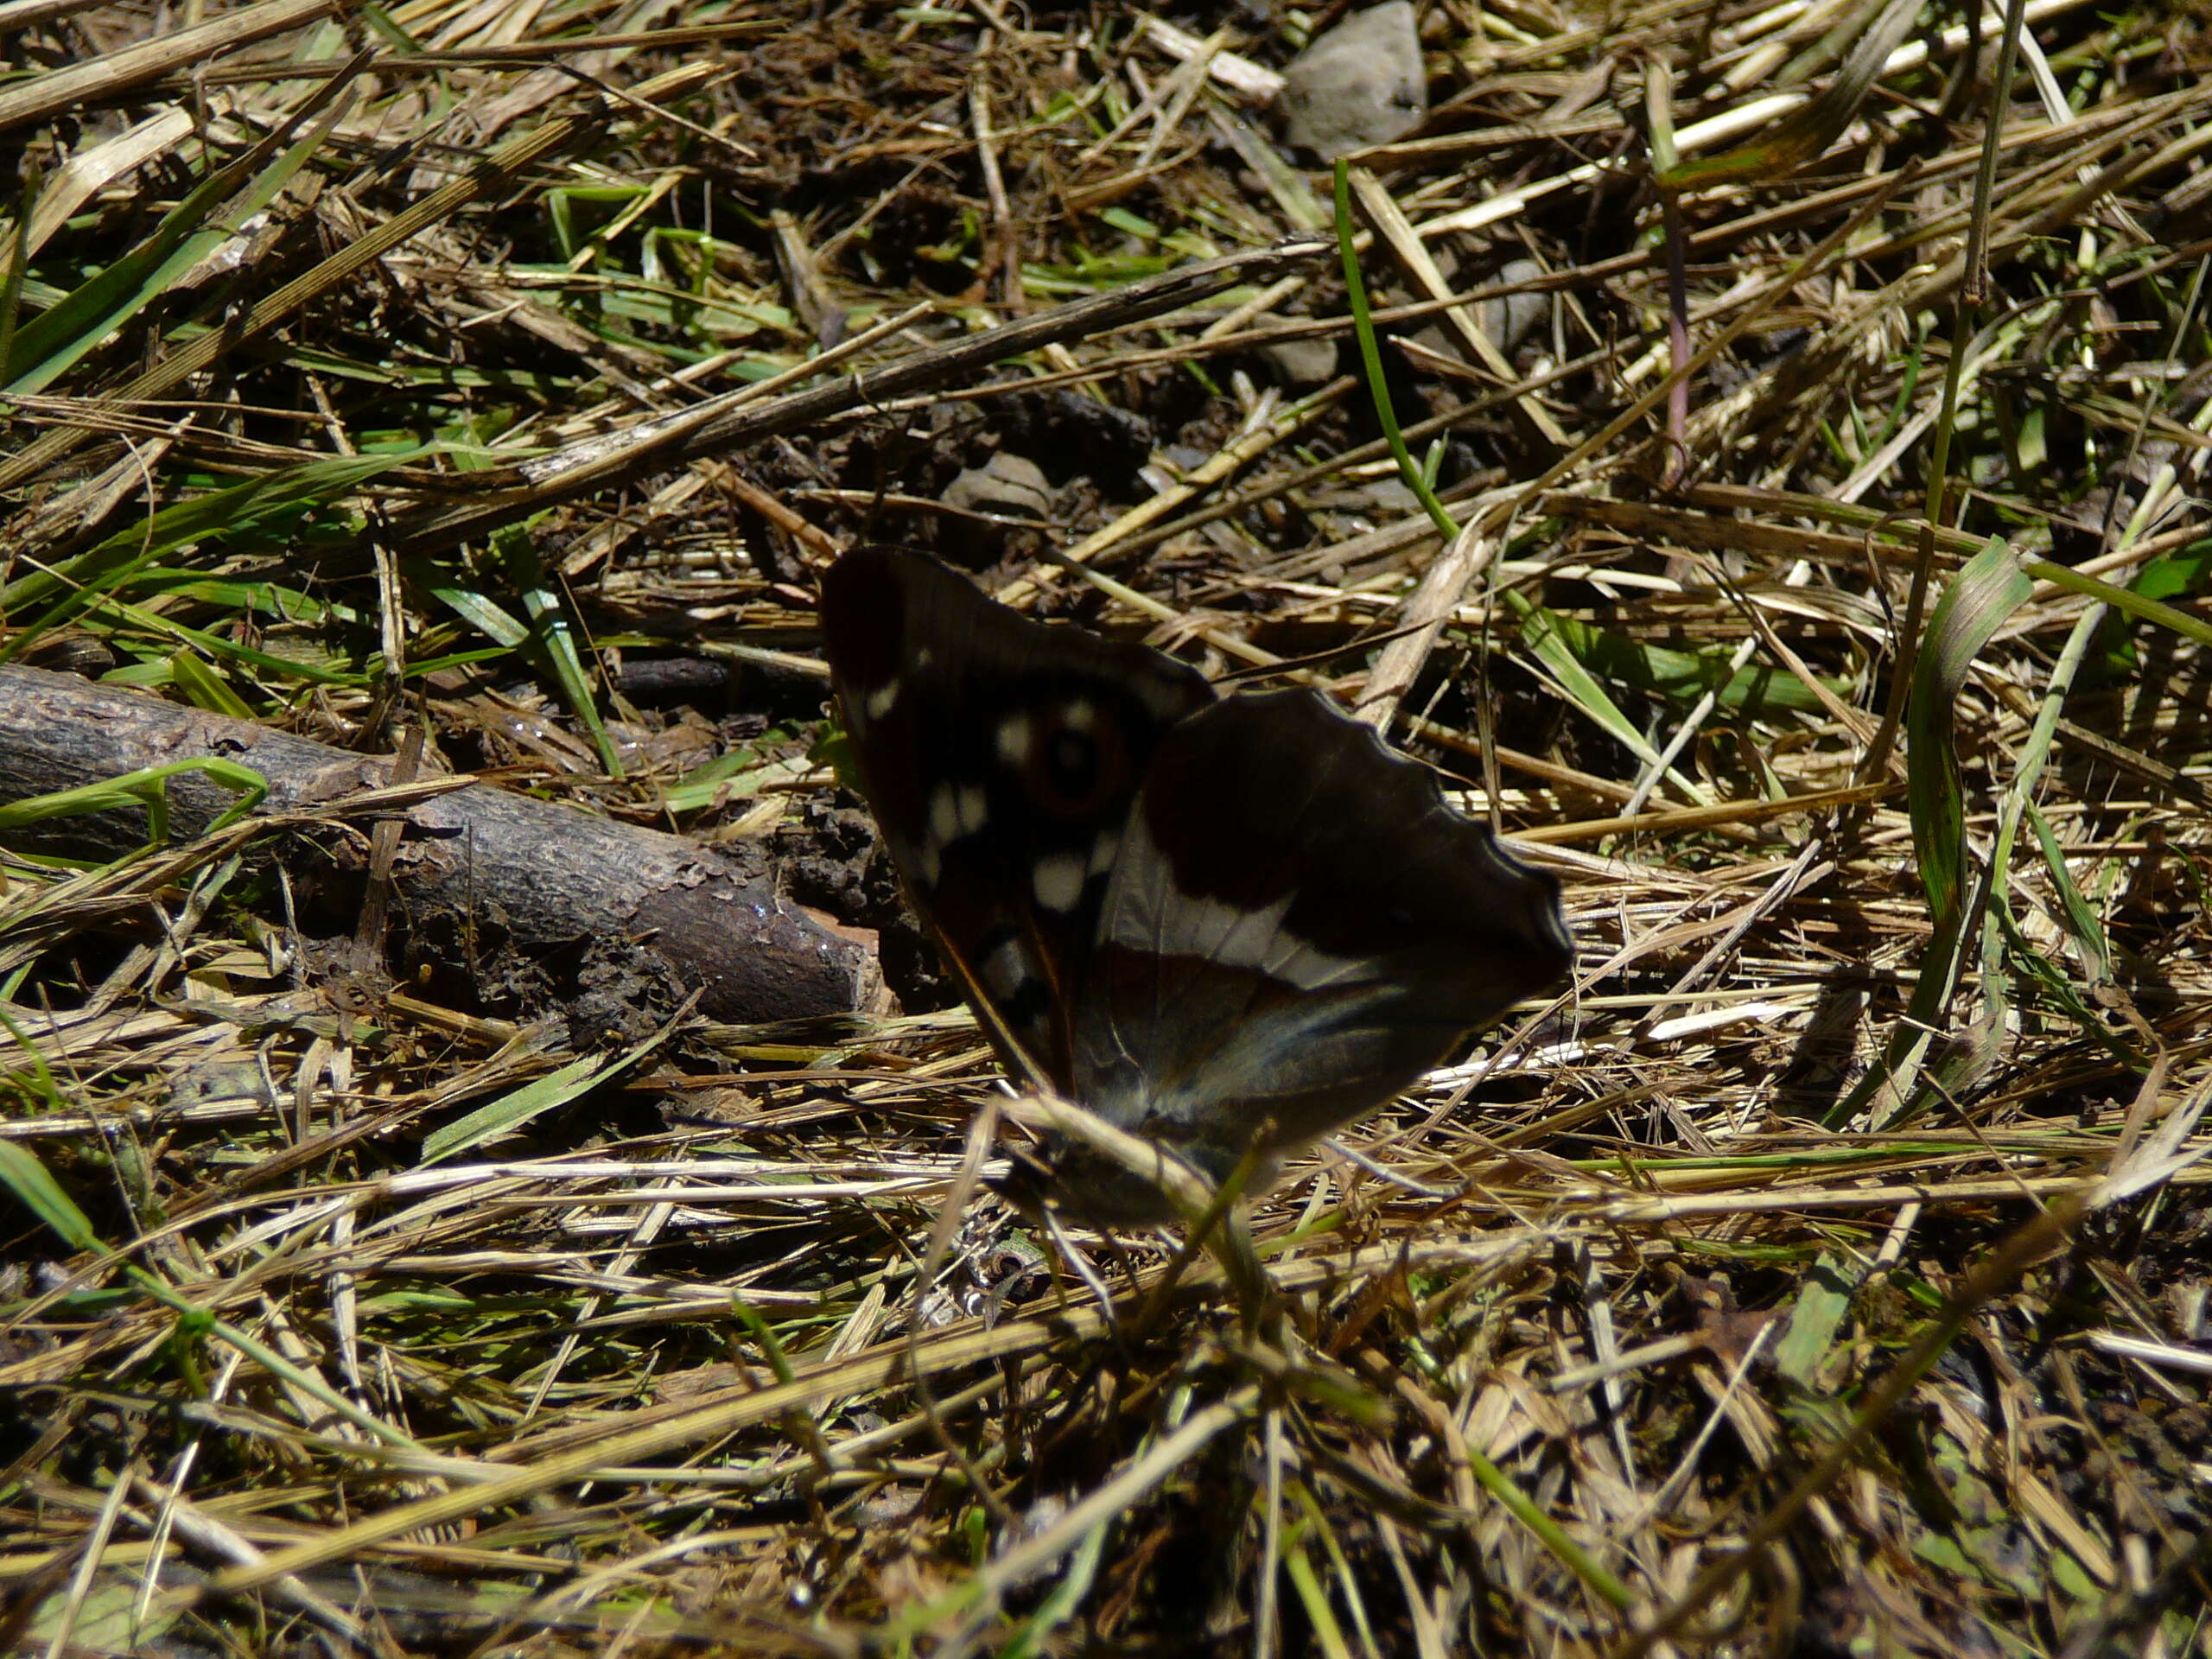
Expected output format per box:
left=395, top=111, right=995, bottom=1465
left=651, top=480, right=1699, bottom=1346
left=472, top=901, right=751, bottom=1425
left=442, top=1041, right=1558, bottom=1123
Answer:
left=821, top=547, right=1214, bottom=1090
left=1071, top=689, right=1573, bottom=1187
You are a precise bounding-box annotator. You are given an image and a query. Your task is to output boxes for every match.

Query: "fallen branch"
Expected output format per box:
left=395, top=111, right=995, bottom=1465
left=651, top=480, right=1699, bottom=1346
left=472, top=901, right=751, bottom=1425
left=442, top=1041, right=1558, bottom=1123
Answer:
left=0, top=665, right=877, bottom=1025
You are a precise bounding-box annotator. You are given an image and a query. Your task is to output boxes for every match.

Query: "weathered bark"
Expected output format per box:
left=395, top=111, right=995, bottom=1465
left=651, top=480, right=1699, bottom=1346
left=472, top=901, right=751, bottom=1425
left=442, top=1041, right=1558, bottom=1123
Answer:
left=0, top=665, right=877, bottom=1025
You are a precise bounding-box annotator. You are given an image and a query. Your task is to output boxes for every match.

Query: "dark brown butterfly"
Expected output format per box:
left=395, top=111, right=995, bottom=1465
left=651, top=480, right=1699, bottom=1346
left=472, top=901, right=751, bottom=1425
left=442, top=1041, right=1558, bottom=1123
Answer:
left=821, top=547, right=1572, bottom=1222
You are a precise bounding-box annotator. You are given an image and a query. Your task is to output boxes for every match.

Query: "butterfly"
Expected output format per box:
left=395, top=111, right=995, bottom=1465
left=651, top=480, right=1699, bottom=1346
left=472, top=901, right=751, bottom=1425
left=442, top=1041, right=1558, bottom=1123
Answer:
left=820, top=546, right=1573, bottom=1223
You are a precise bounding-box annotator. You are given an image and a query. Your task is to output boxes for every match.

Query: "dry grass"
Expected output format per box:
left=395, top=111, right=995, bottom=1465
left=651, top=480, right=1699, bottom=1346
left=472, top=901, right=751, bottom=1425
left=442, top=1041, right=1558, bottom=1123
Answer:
left=2, top=0, right=2209, bottom=1654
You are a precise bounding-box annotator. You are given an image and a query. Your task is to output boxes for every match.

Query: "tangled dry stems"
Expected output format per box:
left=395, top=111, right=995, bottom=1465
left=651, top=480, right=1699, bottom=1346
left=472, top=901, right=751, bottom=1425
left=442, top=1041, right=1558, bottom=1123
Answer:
left=1, top=0, right=2209, bottom=1654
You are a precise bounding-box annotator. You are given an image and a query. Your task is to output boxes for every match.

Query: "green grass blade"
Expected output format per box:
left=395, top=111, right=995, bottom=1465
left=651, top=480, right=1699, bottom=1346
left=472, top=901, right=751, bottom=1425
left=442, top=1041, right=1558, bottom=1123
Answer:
left=1504, top=590, right=1708, bottom=802
left=1658, top=0, right=1922, bottom=193
left=491, top=523, right=620, bottom=778
left=0, top=454, right=404, bottom=620
left=421, top=1020, right=676, bottom=1166
left=419, top=1052, right=622, bottom=1166
left=2024, top=799, right=2112, bottom=987
left=0, top=1138, right=99, bottom=1253
left=2019, top=556, right=2212, bottom=650
left=6, top=86, right=345, bottom=393
left=1826, top=537, right=2031, bottom=1128
left=0, top=758, right=268, bottom=840
left=1906, top=539, right=2032, bottom=937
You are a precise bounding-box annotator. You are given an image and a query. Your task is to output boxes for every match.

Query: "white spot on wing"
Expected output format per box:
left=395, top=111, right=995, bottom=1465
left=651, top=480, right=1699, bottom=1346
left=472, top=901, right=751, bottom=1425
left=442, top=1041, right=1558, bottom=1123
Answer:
left=982, top=936, right=1033, bottom=999
left=1138, top=675, right=1191, bottom=720
left=996, top=714, right=1032, bottom=765
left=927, top=785, right=960, bottom=851
left=1087, top=830, right=1120, bottom=877
left=926, top=784, right=990, bottom=858
left=862, top=678, right=899, bottom=721
left=1033, top=851, right=1086, bottom=913
left=1062, top=699, right=1096, bottom=733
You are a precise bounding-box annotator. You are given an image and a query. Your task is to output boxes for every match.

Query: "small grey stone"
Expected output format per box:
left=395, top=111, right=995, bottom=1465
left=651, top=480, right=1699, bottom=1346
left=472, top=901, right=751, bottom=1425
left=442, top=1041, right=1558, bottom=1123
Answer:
left=1279, top=3, right=1427, bottom=160
left=168, top=1058, right=280, bottom=1109
left=1478, top=257, right=1550, bottom=357
left=942, top=452, right=1052, bottom=518
left=1256, top=333, right=1341, bottom=386
left=1408, top=322, right=1455, bottom=362
left=1357, top=476, right=1420, bottom=516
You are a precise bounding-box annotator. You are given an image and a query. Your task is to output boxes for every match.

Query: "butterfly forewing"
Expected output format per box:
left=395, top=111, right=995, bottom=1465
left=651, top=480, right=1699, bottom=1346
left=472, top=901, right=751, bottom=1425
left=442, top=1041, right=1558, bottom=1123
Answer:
left=1071, top=689, right=1572, bottom=1185
left=820, top=547, right=1213, bottom=1090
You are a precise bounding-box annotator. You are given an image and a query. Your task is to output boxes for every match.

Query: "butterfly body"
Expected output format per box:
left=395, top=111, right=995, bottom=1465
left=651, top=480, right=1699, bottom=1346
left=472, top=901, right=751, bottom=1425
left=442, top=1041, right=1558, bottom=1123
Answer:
left=822, top=547, right=1572, bottom=1222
